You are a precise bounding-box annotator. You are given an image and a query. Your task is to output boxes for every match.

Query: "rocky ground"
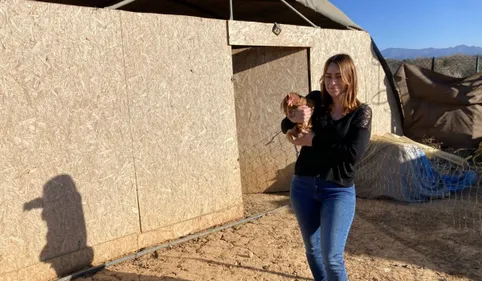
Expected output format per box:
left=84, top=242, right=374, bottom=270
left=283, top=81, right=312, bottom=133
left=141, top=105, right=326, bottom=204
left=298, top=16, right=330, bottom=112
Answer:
left=78, top=192, right=482, bottom=281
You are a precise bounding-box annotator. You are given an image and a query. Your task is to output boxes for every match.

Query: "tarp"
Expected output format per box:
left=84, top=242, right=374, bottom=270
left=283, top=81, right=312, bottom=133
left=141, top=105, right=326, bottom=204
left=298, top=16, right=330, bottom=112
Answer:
left=295, top=0, right=362, bottom=30
left=395, top=63, right=482, bottom=149
left=36, top=0, right=362, bottom=30
left=355, top=135, right=478, bottom=203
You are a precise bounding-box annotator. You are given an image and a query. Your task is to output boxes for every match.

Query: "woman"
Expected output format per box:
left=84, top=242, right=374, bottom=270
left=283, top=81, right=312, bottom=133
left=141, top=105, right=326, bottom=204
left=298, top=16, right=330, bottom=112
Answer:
left=281, top=54, right=372, bottom=281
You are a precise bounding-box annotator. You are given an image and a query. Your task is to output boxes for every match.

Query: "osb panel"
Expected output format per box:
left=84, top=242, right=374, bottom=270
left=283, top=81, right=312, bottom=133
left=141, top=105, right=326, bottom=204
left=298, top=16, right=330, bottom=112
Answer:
left=228, top=20, right=403, bottom=136
left=0, top=1, right=139, bottom=275
left=228, top=20, right=315, bottom=47
left=121, top=13, right=243, bottom=232
left=232, top=47, right=309, bottom=193
left=1, top=202, right=242, bottom=281
left=0, top=233, right=139, bottom=281
left=138, top=204, right=243, bottom=249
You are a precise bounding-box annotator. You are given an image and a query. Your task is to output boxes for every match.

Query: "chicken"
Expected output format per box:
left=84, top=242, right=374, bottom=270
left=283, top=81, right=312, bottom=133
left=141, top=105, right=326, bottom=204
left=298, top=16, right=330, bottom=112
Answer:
left=280, top=92, right=314, bottom=143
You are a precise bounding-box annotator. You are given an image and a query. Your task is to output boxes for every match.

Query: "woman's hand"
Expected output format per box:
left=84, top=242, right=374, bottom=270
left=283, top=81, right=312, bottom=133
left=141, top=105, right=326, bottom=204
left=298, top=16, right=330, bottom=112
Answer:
left=293, top=132, right=314, bottom=147
left=288, top=105, right=312, bottom=123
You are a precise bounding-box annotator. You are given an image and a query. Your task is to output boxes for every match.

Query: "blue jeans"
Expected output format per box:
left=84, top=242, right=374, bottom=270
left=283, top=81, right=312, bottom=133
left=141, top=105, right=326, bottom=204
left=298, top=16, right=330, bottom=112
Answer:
left=290, top=175, right=356, bottom=281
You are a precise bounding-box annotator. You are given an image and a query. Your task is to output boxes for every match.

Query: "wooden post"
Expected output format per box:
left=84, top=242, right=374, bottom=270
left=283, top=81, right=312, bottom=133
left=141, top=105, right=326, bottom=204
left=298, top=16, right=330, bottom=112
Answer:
left=476, top=55, right=480, bottom=73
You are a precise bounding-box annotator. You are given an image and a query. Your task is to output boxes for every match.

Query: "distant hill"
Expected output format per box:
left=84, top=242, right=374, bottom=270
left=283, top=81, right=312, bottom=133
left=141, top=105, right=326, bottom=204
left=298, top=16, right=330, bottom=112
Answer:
left=385, top=54, right=480, bottom=78
left=382, top=45, right=482, bottom=59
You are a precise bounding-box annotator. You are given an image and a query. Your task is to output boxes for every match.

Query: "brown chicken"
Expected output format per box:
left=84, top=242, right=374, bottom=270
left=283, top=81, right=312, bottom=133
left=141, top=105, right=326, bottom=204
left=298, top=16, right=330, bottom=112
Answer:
left=280, top=92, right=314, bottom=143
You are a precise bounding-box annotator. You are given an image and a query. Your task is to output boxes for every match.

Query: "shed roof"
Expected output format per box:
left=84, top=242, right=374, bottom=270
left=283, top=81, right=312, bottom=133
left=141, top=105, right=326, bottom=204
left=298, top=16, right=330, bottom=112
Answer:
left=33, top=0, right=362, bottom=30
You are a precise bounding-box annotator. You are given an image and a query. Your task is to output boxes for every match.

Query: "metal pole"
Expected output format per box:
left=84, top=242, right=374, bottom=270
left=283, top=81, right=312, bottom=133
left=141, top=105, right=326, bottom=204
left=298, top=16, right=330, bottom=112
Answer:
left=279, top=0, right=318, bottom=28
left=56, top=204, right=290, bottom=281
left=229, top=0, right=233, bottom=20
left=105, top=0, right=138, bottom=9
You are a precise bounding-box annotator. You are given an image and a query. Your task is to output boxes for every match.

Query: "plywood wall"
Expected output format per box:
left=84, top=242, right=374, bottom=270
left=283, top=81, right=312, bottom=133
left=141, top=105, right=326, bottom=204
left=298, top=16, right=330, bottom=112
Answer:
left=0, top=2, right=243, bottom=280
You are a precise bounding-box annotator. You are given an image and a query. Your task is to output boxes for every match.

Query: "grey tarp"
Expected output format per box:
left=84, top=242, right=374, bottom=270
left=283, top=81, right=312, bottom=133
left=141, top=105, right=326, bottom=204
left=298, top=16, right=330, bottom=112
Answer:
left=394, top=64, right=482, bottom=149
left=36, top=0, right=362, bottom=30
left=295, top=0, right=362, bottom=30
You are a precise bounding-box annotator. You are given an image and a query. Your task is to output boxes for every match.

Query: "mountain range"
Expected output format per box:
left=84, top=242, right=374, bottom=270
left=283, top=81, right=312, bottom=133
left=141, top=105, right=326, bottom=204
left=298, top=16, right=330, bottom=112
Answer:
left=381, top=44, right=482, bottom=60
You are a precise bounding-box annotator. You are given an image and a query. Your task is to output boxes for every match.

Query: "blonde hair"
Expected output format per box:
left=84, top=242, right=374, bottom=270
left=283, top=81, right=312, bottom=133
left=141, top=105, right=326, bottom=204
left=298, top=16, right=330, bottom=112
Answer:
left=319, top=54, right=361, bottom=114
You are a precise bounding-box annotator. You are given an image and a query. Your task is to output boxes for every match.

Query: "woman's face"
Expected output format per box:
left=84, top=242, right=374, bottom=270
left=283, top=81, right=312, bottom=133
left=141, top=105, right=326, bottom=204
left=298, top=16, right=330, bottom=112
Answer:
left=324, top=62, right=347, bottom=98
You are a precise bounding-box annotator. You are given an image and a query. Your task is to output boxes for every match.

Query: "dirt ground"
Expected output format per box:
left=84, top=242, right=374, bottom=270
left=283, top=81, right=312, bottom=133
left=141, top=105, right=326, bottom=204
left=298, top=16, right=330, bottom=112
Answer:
left=78, top=192, right=482, bottom=281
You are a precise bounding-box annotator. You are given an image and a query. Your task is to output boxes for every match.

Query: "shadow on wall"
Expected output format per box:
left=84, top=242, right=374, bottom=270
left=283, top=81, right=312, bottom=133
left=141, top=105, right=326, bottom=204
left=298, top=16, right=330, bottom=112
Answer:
left=232, top=46, right=307, bottom=75
left=22, top=174, right=195, bottom=280
left=369, top=38, right=404, bottom=136
left=264, top=162, right=295, bottom=194
left=23, top=174, right=94, bottom=278
left=384, top=75, right=403, bottom=136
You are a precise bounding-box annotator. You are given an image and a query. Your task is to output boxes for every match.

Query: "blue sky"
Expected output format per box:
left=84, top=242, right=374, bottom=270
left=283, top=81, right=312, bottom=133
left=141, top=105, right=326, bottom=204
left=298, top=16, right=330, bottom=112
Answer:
left=329, top=0, right=482, bottom=50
